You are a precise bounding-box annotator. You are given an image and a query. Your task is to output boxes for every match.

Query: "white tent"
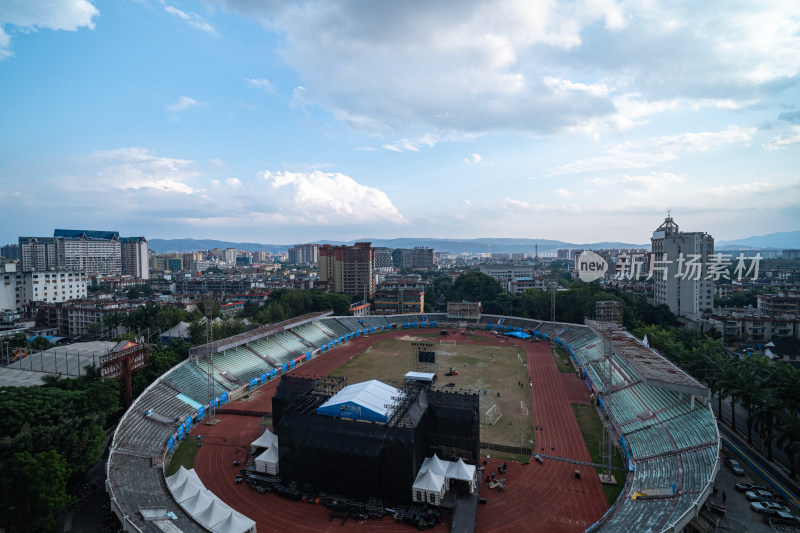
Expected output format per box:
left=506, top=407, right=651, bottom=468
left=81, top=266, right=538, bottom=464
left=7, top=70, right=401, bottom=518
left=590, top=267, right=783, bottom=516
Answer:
left=446, top=458, right=476, bottom=492
left=195, top=499, right=233, bottom=529
left=181, top=489, right=217, bottom=515
left=419, top=454, right=447, bottom=477
left=250, top=428, right=279, bottom=454
left=412, top=469, right=446, bottom=505
left=166, top=466, right=189, bottom=487
left=255, top=445, right=279, bottom=475
left=212, top=512, right=257, bottom=533
left=170, top=475, right=204, bottom=503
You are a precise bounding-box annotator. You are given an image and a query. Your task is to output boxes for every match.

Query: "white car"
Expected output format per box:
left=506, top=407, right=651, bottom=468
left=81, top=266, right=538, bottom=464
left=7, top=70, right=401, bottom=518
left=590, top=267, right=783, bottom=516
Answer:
left=750, top=501, right=788, bottom=514
left=746, top=489, right=775, bottom=501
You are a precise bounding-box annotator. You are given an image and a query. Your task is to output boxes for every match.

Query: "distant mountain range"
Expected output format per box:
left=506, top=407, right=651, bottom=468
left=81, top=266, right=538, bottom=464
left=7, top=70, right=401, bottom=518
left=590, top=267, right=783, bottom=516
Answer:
left=716, top=230, right=800, bottom=250
left=148, top=237, right=647, bottom=254
left=149, top=230, right=799, bottom=255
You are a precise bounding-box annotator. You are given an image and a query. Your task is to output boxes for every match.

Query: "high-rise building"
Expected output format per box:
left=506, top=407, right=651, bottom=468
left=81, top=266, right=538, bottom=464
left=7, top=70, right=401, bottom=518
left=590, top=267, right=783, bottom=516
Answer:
left=121, top=237, right=149, bottom=280
left=373, top=247, right=393, bottom=269
left=1, top=244, right=19, bottom=260
left=411, top=247, right=434, bottom=269
left=224, top=248, right=238, bottom=263
left=19, top=237, right=57, bottom=271
left=319, top=242, right=374, bottom=298
left=54, top=229, right=122, bottom=276
left=651, top=216, right=714, bottom=319
left=287, top=243, right=320, bottom=264
left=20, top=230, right=149, bottom=279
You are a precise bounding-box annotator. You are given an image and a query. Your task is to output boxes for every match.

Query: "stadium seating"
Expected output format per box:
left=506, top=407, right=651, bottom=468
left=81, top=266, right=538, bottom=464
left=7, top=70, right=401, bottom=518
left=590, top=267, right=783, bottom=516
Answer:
left=107, top=313, right=718, bottom=533
left=211, top=346, right=271, bottom=384
left=163, top=360, right=233, bottom=405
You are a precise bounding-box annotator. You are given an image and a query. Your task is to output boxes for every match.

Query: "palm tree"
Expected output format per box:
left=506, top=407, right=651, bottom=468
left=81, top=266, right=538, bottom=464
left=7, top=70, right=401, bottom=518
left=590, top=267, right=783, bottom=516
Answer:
left=748, top=384, right=781, bottom=461
left=773, top=409, right=800, bottom=478
left=728, top=355, right=771, bottom=443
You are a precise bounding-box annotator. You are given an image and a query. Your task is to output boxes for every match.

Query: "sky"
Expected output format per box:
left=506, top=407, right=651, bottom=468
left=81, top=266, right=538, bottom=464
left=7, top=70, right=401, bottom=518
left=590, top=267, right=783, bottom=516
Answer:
left=1, top=0, right=799, bottom=247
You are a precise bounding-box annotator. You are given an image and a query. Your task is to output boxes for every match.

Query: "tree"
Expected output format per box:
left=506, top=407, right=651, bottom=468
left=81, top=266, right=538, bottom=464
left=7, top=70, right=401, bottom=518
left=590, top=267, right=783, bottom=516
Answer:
left=447, top=271, right=503, bottom=303
left=30, top=335, right=54, bottom=352
left=5, top=450, right=70, bottom=531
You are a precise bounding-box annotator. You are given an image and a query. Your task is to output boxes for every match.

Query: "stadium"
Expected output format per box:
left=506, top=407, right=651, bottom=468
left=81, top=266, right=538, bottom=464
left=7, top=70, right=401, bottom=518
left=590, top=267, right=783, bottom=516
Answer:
left=106, top=311, right=719, bottom=532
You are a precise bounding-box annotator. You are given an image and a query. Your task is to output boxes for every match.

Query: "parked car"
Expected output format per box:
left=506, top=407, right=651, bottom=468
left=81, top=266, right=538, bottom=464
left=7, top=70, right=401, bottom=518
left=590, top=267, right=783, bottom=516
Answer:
left=767, top=511, right=800, bottom=527
left=234, top=475, right=243, bottom=484
left=724, top=457, right=746, bottom=476
left=735, top=482, right=767, bottom=493
left=745, top=489, right=775, bottom=501
left=750, top=501, right=789, bottom=514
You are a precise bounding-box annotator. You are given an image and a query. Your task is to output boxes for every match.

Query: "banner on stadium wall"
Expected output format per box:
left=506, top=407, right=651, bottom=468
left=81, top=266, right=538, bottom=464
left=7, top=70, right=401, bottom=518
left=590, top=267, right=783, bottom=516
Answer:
left=249, top=378, right=258, bottom=389
left=219, top=392, right=229, bottom=405
left=260, top=372, right=269, bottom=383
left=269, top=369, right=277, bottom=378
left=288, top=360, right=296, bottom=369
left=168, top=435, right=175, bottom=452
left=196, top=405, right=205, bottom=420
left=184, top=417, right=193, bottom=431
left=281, top=363, right=288, bottom=372
left=177, top=425, right=185, bottom=440
left=430, top=321, right=437, bottom=327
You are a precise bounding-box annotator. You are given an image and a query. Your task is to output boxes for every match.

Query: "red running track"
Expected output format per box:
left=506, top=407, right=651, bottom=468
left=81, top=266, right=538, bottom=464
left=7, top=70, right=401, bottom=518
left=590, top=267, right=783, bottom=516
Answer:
left=191, top=331, right=609, bottom=533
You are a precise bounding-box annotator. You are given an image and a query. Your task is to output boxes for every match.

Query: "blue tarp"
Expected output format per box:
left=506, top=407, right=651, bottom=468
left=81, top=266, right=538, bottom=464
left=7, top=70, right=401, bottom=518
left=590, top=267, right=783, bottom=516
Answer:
left=505, top=331, right=531, bottom=339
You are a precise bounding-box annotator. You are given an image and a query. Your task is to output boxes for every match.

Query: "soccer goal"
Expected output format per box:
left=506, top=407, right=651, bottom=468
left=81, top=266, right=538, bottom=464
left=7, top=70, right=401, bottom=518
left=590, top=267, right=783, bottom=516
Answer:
left=485, top=404, right=502, bottom=425
left=440, top=339, right=456, bottom=346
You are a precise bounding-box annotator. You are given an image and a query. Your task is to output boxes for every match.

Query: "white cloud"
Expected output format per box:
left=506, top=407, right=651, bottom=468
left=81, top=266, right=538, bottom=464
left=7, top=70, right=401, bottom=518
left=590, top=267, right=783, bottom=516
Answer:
left=622, top=171, right=686, bottom=197
left=549, top=126, right=755, bottom=175
left=465, top=153, right=482, bottom=164
left=79, top=147, right=199, bottom=194
left=246, top=77, right=277, bottom=94
left=763, top=126, right=800, bottom=150
left=209, top=1, right=800, bottom=141
left=209, top=158, right=225, bottom=168
left=165, top=96, right=201, bottom=112
left=259, top=170, right=406, bottom=224
left=162, top=2, right=218, bottom=36
left=0, top=0, right=98, bottom=59
left=554, top=188, right=572, bottom=197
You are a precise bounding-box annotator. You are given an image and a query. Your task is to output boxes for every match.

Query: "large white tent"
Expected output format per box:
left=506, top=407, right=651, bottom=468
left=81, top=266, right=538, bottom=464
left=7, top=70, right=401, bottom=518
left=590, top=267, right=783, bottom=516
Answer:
left=250, top=428, right=279, bottom=454
left=254, top=445, right=279, bottom=475
left=446, top=458, right=476, bottom=492
left=212, top=512, right=257, bottom=533
left=166, top=467, right=257, bottom=533
left=195, top=499, right=234, bottom=529
left=412, top=469, right=446, bottom=505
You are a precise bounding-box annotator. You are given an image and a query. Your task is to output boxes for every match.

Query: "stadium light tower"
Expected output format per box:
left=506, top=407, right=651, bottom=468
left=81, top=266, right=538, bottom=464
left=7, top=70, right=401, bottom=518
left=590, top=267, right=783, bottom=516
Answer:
left=596, top=300, right=621, bottom=481
left=206, top=295, right=218, bottom=424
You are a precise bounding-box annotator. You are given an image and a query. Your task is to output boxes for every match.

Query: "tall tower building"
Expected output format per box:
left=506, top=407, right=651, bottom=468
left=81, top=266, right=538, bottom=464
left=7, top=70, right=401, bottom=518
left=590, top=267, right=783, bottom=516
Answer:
left=319, top=242, right=374, bottom=298
left=651, top=216, right=714, bottom=319
left=121, top=237, right=149, bottom=279
left=287, top=243, right=320, bottom=264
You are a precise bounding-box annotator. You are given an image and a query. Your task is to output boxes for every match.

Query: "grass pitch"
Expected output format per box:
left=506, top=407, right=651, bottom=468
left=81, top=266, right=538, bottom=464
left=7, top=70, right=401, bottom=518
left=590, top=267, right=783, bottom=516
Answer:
left=329, top=335, right=534, bottom=448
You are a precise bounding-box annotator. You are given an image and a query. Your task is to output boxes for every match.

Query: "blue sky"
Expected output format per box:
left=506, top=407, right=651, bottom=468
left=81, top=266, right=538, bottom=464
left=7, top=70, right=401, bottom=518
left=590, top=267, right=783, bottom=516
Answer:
left=1, top=0, right=799, bottom=246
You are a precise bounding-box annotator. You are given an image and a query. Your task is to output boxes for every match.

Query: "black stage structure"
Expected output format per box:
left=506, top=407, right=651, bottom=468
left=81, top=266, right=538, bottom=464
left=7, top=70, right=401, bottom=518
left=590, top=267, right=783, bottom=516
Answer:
left=272, top=375, right=480, bottom=505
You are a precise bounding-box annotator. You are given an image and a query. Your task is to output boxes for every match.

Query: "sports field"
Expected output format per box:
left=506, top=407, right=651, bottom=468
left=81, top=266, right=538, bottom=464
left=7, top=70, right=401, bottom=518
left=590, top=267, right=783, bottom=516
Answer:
left=329, top=335, right=534, bottom=448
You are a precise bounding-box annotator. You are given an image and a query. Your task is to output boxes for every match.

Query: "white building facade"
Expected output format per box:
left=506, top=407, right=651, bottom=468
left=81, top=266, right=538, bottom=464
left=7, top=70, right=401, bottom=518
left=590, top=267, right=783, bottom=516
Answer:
left=651, top=216, right=714, bottom=319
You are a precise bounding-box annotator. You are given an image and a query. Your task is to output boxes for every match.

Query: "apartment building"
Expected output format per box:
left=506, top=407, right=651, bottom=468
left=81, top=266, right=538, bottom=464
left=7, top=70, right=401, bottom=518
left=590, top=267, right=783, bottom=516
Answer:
left=319, top=242, right=374, bottom=298
left=651, top=216, right=714, bottom=319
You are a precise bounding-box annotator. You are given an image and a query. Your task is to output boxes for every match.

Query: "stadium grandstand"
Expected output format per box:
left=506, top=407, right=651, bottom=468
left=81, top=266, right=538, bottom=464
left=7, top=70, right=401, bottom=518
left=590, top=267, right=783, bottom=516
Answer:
left=106, top=311, right=718, bottom=532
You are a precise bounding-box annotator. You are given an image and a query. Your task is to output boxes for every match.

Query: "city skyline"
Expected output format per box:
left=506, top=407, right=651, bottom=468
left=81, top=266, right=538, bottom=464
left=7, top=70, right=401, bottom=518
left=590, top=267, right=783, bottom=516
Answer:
left=1, top=1, right=799, bottom=245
